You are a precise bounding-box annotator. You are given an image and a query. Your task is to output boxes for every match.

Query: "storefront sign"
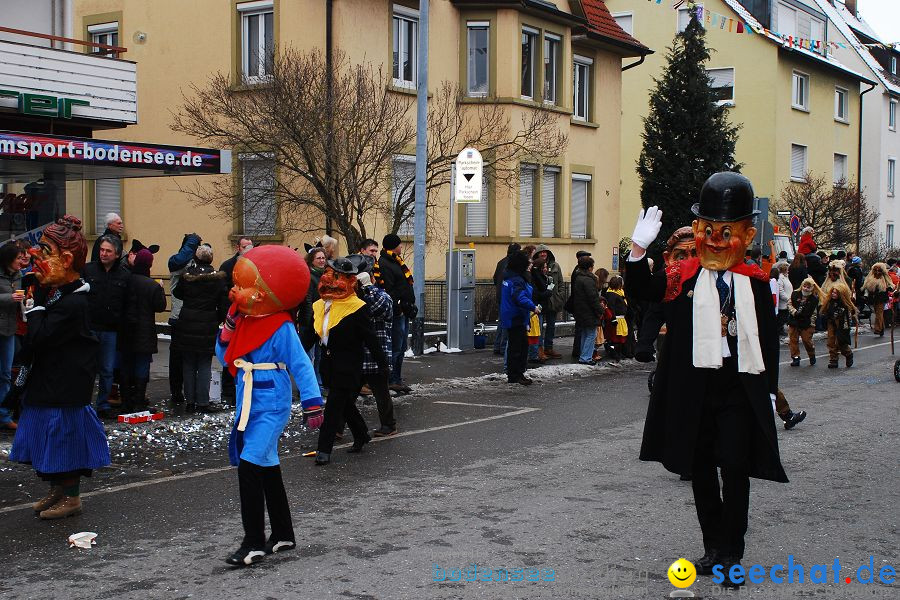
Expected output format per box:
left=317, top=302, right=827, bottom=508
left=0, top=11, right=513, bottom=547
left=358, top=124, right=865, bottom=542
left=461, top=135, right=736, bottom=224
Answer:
left=0, top=89, right=90, bottom=119
left=0, top=131, right=229, bottom=174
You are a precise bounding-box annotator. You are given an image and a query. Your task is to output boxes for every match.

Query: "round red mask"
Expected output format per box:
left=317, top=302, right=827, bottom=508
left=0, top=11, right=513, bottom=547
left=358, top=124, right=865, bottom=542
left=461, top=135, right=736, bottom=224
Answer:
left=228, top=245, right=310, bottom=316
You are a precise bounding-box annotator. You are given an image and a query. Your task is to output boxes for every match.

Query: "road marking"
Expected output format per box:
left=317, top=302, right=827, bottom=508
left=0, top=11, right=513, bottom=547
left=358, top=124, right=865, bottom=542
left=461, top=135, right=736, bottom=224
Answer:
left=433, top=400, right=524, bottom=409
left=778, top=340, right=894, bottom=366
left=0, top=407, right=539, bottom=515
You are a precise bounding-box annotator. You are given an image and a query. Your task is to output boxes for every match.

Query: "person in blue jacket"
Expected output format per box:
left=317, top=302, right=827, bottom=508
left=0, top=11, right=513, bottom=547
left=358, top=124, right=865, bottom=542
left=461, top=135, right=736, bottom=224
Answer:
left=216, top=245, right=324, bottom=567
left=500, top=250, right=539, bottom=385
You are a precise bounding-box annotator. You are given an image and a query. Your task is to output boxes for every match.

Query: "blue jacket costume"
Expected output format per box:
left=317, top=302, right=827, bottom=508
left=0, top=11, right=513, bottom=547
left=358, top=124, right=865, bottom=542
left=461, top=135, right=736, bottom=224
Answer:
left=499, top=271, right=535, bottom=330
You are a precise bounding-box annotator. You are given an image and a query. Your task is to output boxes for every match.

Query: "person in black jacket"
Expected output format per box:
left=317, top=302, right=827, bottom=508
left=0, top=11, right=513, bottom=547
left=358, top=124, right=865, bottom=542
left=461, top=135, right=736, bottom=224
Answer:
left=8, top=216, right=108, bottom=520
left=82, top=235, right=129, bottom=418
left=167, top=233, right=202, bottom=404
left=375, top=234, right=415, bottom=392
left=119, top=249, right=166, bottom=413
left=570, top=256, right=603, bottom=364
left=787, top=277, right=820, bottom=366
left=89, top=212, right=123, bottom=263
left=528, top=255, right=552, bottom=363
left=172, top=244, right=228, bottom=414
left=313, top=258, right=388, bottom=465
left=492, top=243, right=520, bottom=356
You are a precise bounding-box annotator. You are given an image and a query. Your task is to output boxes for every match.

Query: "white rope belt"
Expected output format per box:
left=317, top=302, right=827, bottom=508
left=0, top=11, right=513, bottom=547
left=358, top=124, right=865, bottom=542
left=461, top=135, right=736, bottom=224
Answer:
left=233, top=358, right=286, bottom=432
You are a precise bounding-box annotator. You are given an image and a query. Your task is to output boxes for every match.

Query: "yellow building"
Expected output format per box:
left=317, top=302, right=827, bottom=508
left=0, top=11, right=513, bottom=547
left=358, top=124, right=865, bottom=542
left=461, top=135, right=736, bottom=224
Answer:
left=605, top=0, right=872, bottom=238
left=71, top=0, right=649, bottom=278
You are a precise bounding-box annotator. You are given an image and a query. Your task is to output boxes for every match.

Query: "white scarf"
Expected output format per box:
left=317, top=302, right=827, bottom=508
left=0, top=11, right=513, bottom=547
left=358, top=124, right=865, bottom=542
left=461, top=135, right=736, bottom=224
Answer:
left=692, top=268, right=766, bottom=374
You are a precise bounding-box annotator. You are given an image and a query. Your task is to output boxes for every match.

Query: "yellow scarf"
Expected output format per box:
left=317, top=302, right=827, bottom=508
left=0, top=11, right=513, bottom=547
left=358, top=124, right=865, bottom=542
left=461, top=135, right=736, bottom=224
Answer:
left=609, top=288, right=629, bottom=337
left=313, top=296, right=366, bottom=342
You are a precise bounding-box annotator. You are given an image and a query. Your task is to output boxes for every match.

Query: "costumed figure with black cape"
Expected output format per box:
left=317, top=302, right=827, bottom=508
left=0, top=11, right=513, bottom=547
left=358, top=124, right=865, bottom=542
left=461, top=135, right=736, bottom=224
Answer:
left=625, top=173, right=787, bottom=587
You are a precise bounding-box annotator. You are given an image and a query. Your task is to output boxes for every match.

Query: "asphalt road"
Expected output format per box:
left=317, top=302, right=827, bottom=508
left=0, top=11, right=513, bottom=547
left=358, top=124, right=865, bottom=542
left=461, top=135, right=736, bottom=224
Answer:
left=0, top=333, right=897, bottom=600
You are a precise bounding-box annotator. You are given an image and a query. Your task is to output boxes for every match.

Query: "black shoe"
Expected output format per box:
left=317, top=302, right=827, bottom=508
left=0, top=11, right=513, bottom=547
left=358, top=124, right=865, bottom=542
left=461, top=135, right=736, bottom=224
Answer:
left=264, top=537, right=296, bottom=555
left=508, top=376, right=532, bottom=386
left=225, top=546, right=265, bottom=566
left=784, top=410, right=807, bottom=430
left=314, top=452, right=330, bottom=466
left=846, top=353, right=853, bottom=367
left=718, top=557, right=743, bottom=588
left=96, top=407, right=118, bottom=420
left=809, top=355, right=816, bottom=366
left=185, top=403, right=197, bottom=413
left=694, top=550, right=719, bottom=576
left=578, top=360, right=597, bottom=366
left=790, top=356, right=800, bottom=367
left=170, top=394, right=184, bottom=405
left=373, top=426, right=397, bottom=437
left=197, top=405, right=223, bottom=414
left=347, top=435, right=371, bottom=453
left=828, top=362, right=838, bottom=369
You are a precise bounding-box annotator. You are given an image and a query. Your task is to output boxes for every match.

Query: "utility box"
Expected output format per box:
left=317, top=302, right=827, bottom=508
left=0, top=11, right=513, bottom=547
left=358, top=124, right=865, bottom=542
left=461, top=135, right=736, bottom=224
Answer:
left=447, top=249, right=475, bottom=350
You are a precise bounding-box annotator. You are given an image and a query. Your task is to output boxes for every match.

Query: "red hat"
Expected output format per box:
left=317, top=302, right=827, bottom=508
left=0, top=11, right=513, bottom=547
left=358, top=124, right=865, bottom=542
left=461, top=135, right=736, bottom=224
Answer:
left=241, top=245, right=310, bottom=311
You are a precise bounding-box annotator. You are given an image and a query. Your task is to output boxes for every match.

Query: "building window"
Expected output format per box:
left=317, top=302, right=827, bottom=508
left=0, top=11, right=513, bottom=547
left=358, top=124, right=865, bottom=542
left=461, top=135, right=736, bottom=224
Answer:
left=239, top=1, right=274, bottom=83
left=886, top=223, right=895, bottom=247
left=612, top=13, right=633, bottom=36
left=890, top=99, right=897, bottom=131
left=777, top=2, right=825, bottom=54
left=540, top=167, right=559, bottom=238
left=571, top=174, right=590, bottom=239
left=677, top=3, right=703, bottom=33
left=93, top=180, right=121, bottom=235
left=88, top=22, right=118, bottom=57
left=392, top=155, right=416, bottom=236
left=707, top=68, right=735, bottom=105
left=464, top=176, right=490, bottom=237
left=833, top=153, right=847, bottom=186
left=791, top=144, right=808, bottom=182
left=521, top=27, right=538, bottom=99
left=519, top=165, right=536, bottom=237
left=834, top=87, right=849, bottom=122
left=573, top=55, right=592, bottom=121
left=392, top=6, right=418, bottom=88
left=792, top=71, right=809, bottom=111
left=467, top=22, right=490, bottom=97
left=240, top=154, right=277, bottom=236
left=543, top=34, right=560, bottom=104
left=892, top=56, right=897, bottom=75
left=889, top=158, right=896, bottom=197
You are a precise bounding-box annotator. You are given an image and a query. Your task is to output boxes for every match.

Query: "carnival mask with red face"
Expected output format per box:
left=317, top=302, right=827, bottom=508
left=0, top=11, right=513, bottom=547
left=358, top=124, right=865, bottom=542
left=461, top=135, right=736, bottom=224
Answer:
left=228, top=245, right=310, bottom=316
left=29, top=237, right=76, bottom=287
left=318, top=268, right=357, bottom=300
left=692, top=219, right=757, bottom=272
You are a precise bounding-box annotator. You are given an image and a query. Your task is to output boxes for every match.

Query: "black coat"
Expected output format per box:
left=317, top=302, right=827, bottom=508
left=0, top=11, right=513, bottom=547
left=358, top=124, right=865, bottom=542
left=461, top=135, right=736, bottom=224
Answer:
left=530, top=269, right=552, bottom=307
left=82, top=260, right=129, bottom=332
left=219, top=252, right=240, bottom=289
left=316, top=305, right=388, bottom=392
left=119, top=274, right=166, bottom=354
left=378, top=250, right=415, bottom=313
left=493, top=256, right=510, bottom=303
left=846, top=264, right=864, bottom=297
left=806, top=254, right=826, bottom=286
left=626, top=256, right=787, bottom=483
left=172, top=264, right=228, bottom=354
left=634, top=301, right=665, bottom=361
left=787, top=290, right=818, bottom=329
left=570, top=269, right=603, bottom=328
left=787, top=264, right=807, bottom=289
left=22, top=281, right=98, bottom=408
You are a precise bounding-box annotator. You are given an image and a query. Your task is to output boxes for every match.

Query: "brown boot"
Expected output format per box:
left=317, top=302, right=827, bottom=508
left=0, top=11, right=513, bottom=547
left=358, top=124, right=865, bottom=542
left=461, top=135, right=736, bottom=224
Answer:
left=39, top=496, right=83, bottom=520
left=545, top=348, right=562, bottom=358
left=32, top=486, right=64, bottom=513
left=538, top=347, right=549, bottom=361
left=108, top=383, right=122, bottom=407
left=359, top=385, right=373, bottom=396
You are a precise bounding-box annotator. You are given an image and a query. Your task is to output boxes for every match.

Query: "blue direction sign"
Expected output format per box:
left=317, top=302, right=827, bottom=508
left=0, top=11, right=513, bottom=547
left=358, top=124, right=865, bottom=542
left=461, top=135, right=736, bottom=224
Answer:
left=789, top=214, right=801, bottom=235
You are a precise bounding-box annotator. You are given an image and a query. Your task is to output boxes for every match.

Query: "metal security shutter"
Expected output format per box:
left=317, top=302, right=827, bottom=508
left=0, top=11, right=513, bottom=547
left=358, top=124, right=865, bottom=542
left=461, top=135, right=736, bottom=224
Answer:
left=392, top=157, right=416, bottom=236
left=833, top=154, right=847, bottom=185
left=707, top=68, right=734, bottom=102
left=791, top=145, right=807, bottom=180
left=242, top=158, right=276, bottom=236
left=465, top=175, right=489, bottom=236
left=571, top=176, right=589, bottom=239
left=541, top=167, right=558, bottom=238
left=94, top=179, right=121, bottom=235
left=519, top=166, right=535, bottom=237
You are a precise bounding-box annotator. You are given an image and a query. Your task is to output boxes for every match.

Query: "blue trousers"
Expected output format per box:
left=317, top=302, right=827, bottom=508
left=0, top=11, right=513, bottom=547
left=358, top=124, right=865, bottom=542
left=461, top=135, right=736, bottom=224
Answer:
left=390, top=315, right=408, bottom=384
left=578, top=327, right=597, bottom=363
left=0, top=334, right=15, bottom=423
left=93, top=330, right=117, bottom=410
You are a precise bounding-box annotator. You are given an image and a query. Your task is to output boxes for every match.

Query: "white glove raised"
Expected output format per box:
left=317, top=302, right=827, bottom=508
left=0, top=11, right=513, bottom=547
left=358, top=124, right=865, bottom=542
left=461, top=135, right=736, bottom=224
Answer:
left=630, top=206, right=663, bottom=250
left=534, top=304, right=542, bottom=314
left=356, top=271, right=373, bottom=287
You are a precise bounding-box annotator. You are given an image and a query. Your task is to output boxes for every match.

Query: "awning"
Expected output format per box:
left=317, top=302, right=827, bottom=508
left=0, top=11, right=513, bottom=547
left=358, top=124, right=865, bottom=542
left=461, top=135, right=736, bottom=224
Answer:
left=0, top=130, right=231, bottom=183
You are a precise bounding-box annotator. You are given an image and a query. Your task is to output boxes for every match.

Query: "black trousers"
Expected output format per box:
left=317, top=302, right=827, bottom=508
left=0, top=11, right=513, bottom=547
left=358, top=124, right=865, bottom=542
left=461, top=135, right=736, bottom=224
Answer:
left=506, top=326, right=528, bottom=381
left=238, top=459, right=294, bottom=549
left=691, top=358, right=753, bottom=559
left=168, top=330, right=184, bottom=398
left=365, top=371, right=395, bottom=429
left=317, top=387, right=369, bottom=454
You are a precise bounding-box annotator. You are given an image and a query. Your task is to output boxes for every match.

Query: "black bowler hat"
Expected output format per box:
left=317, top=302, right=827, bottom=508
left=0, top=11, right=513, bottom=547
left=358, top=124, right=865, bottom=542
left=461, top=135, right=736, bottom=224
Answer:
left=327, top=257, right=358, bottom=275
left=691, top=172, right=758, bottom=222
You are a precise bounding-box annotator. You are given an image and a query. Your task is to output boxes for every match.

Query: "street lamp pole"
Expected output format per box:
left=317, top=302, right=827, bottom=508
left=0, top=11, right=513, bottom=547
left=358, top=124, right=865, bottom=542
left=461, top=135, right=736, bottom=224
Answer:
left=410, top=0, right=429, bottom=355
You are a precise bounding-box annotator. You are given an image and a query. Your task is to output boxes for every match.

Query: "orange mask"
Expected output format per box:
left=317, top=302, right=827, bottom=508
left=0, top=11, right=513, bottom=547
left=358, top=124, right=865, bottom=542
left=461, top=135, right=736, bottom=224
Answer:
left=228, top=246, right=310, bottom=316
left=318, top=268, right=357, bottom=300
left=29, top=237, right=77, bottom=287
left=692, top=218, right=757, bottom=272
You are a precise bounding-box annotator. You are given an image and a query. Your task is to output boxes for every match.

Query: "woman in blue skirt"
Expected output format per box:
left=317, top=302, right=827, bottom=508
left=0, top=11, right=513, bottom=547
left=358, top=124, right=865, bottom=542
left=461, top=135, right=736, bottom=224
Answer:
left=8, top=216, right=109, bottom=519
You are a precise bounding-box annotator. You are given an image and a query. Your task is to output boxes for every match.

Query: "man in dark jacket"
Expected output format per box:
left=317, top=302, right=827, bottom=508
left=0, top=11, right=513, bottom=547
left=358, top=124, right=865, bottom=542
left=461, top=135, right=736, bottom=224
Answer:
left=375, top=234, right=415, bottom=392
left=82, top=234, right=129, bottom=418
left=90, top=212, right=123, bottom=262
left=492, top=243, right=520, bottom=356
left=571, top=255, right=603, bottom=364
left=534, top=245, right=564, bottom=358
left=167, top=233, right=202, bottom=404
left=500, top=251, right=537, bottom=385
left=217, top=237, right=253, bottom=404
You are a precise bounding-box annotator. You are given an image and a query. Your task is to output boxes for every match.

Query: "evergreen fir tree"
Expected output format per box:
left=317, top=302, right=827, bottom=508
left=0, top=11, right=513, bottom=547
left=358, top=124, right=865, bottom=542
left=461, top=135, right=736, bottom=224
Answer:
left=637, top=8, right=742, bottom=252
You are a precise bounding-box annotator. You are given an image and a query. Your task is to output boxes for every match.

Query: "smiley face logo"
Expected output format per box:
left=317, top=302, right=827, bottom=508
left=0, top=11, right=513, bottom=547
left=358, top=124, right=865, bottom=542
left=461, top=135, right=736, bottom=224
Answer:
left=667, top=558, right=696, bottom=588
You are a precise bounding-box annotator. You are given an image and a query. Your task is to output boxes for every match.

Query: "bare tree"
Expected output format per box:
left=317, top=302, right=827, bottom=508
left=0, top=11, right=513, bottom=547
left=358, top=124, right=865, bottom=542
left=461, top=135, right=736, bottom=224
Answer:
left=771, top=173, right=878, bottom=249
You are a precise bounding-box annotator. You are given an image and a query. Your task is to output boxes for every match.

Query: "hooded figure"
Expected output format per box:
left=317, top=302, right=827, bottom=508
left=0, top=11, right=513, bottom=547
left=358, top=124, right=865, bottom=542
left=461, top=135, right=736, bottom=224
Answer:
left=862, top=262, right=894, bottom=336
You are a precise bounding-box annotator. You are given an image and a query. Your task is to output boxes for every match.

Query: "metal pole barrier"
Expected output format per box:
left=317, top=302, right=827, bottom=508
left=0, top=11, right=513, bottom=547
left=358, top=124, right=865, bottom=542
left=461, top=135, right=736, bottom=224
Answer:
left=411, top=0, right=429, bottom=356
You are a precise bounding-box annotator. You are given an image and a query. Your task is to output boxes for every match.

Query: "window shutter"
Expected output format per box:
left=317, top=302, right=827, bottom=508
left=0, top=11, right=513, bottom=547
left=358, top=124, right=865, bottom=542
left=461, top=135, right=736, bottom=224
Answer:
left=242, top=159, right=276, bottom=236
left=392, top=158, right=416, bottom=236
left=540, top=168, right=558, bottom=238
left=465, top=176, right=489, bottom=236
left=833, top=154, right=846, bottom=185
left=571, top=178, right=588, bottom=239
left=94, top=179, right=121, bottom=235
left=519, top=166, right=535, bottom=237
left=791, top=145, right=806, bottom=180
left=708, top=68, right=734, bottom=89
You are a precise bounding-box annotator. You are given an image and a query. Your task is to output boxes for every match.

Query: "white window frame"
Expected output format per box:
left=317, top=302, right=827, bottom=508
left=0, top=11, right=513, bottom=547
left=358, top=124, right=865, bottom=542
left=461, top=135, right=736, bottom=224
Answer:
left=791, top=143, right=808, bottom=182
left=833, top=153, right=848, bottom=187
left=88, top=21, right=118, bottom=57
left=677, top=3, right=703, bottom=33
left=238, top=151, right=277, bottom=237
left=543, top=32, right=560, bottom=105
left=890, top=99, right=897, bottom=132
left=834, top=87, right=849, bottom=123
left=892, top=56, right=897, bottom=75
left=707, top=67, right=735, bottom=106
left=239, top=1, right=274, bottom=84
left=570, top=173, right=591, bottom=240
left=467, top=21, right=490, bottom=98
left=521, top=26, right=539, bottom=100
left=573, top=54, right=592, bottom=122
left=886, top=223, right=895, bottom=247
left=889, top=158, right=896, bottom=197
left=611, top=12, right=633, bottom=36
left=792, top=70, right=809, bottom=111
left=392, top=5, right=419, bottom=89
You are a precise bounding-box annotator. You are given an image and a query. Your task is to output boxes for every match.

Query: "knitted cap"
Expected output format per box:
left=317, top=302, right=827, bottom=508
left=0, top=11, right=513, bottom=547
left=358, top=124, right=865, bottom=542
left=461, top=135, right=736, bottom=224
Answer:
left=382, top=233, right=402, bottom=251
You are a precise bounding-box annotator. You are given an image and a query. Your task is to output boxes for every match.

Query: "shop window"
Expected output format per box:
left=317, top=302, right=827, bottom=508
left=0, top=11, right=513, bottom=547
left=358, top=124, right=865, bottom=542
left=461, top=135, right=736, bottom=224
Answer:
left=392, top=5, right=418, bottom=88
left=467, top=22, right=490, bottom=97
left=240, top=154, right=277, bottom=236
left=392, top=155, right=416, bottom=236
left=571, top=175, right=590, bottom=239
left=88, top=22, right=119, bottom=57
left=239, top=1, right=274, bottom=83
